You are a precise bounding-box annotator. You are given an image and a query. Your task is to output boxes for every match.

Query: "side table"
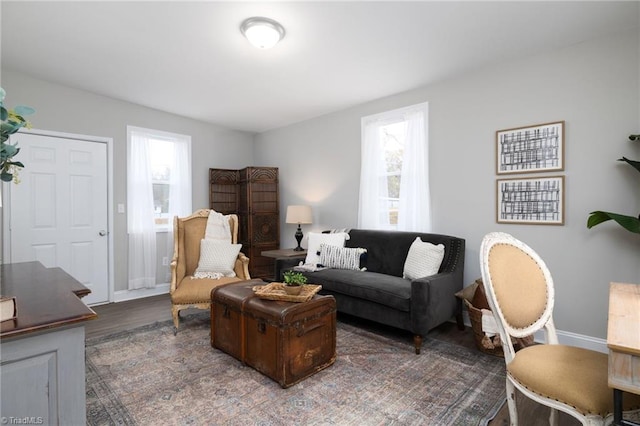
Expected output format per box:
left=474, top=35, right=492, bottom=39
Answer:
left=261, top=248, right=307, bottom=281
left=607, top=282, right=640, bottom=426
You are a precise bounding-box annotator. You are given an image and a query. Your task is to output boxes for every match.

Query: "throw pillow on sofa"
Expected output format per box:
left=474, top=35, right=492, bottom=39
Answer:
left=305, top=232, right=349, bottom=266
left=193, top=239, right=241, bottom=279
left=319, top=244, right=367, bottom=270
left=402, top=237, right=445, bottom=280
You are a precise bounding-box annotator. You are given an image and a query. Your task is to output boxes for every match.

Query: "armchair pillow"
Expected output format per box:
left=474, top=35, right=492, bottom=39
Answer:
left=193, top=239, right=241, bottom=279
left=402, top=237, right=445, bottom=280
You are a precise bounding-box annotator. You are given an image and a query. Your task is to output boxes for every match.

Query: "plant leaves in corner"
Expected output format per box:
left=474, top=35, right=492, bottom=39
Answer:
left=587, top=211, right=640, bottom=234
left=619, top=157, right=640, bottom=174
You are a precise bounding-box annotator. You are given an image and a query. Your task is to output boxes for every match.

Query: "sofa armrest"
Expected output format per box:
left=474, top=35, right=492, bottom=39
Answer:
left=410, top=269, right=464, bottom=335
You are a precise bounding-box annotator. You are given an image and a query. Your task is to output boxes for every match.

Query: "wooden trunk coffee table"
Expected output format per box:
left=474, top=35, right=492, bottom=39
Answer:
left=211, top=279, right=336, bottom=388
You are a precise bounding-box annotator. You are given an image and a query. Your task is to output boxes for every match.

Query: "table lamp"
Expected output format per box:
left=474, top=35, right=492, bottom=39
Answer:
left=285, top=205, right=313, bottom=251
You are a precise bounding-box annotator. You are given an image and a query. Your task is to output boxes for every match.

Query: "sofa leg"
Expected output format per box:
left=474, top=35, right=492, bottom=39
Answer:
left=413, top=335, right=422, bottom=354
left=456, top=312, right=465, bottom=330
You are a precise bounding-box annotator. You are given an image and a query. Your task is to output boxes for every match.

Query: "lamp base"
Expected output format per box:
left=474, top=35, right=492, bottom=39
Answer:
left=294, top=224, right=304, bottom=251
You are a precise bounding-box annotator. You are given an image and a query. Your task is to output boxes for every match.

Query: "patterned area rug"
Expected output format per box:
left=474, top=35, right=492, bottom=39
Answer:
left=86, top=313, right=506, bottom=425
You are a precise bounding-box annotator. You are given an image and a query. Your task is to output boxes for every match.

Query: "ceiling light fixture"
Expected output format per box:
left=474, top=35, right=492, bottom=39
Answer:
left=240, top=17, right=285, bottom=50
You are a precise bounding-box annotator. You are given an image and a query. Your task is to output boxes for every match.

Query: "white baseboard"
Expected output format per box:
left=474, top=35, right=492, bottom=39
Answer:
left=548, top=329, right=608, bottom=354
left=459, top=311, right=608, bottom=354
left=112, top=283, right=170, bottom=303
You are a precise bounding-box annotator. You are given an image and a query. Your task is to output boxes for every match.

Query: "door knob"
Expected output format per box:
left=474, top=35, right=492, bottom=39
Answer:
left=99, top=230, right=107, bottom=236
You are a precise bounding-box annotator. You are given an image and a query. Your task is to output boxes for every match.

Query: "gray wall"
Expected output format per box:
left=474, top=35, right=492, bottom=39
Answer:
left=2, top=28, right=639, bottom=341
left=255, top=29, right=640, bottom=340
left=0, top=70, right=255, bottom=292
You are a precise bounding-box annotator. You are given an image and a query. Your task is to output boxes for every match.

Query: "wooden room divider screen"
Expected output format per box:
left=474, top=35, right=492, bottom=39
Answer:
left=209, top=167, right=279, bottom=279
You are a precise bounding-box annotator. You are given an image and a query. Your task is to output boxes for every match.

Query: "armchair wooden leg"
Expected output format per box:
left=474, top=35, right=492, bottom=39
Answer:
left=413, top=335, right=422, bottom=354
left=171, top=305, right=180, bottom=335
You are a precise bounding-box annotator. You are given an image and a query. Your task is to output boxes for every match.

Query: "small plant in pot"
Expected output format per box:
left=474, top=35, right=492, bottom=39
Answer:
left=283, top=271, right=307, bottom=295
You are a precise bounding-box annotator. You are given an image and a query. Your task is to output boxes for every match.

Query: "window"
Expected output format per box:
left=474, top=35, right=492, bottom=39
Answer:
left=381, top=121, right=405, bottom=226
left=149, top=139, right=175, bottom=227
left=358, top=102, right=431, bottom=232
left=127, top=126, right=192, bottom=231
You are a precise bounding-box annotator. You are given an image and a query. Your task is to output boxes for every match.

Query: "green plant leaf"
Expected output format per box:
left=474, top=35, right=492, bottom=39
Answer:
left=587, top=211, right=640, bottom=234
left=618, top=157, right=640, bottom=174
left=0, top=171, right=14, bottom=182
left=283, top=270, right=307, bottom=285
left=13, top=105, right=35, bottom=116
left=1, top=143, right=19, bottom=157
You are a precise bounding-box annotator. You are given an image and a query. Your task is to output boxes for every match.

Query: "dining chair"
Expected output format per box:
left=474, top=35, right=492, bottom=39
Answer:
left=479, top=232, right=640, bottom=425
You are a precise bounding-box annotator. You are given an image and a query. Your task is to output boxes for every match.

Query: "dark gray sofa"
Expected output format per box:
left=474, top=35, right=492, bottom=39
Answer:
left=278, top=229, right=465, bottom=354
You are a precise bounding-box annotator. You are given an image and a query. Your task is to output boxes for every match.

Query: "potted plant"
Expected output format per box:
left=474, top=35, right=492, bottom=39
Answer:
left=587, top=135, right=640, bottom=234
left=1, top=87, right=35, bottom=183
left=283, top=271, right=307, bottom=295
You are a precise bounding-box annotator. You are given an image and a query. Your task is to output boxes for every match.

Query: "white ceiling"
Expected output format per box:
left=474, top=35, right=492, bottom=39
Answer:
left=1, top=1, right=638, bottom=133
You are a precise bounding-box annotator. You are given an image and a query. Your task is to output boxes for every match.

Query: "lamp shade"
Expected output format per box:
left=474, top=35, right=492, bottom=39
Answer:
left=286, top=205, right=313, bottom=224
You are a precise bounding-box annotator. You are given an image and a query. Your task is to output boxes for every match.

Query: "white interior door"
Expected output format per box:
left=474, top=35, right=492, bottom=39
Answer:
left=8, top=132, right=109, bottom=305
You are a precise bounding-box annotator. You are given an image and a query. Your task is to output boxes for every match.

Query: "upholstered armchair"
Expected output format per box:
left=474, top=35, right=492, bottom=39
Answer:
left=170, top=209, right=250, bottom=333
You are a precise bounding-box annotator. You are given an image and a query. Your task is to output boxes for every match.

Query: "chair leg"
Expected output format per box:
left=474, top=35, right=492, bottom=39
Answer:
left=506, top=378, right=518, bottom=426
left=549, top=408, right=558, bottom=426
left=413, top=335, right=422, bottom=354
left=171, top=305, right=180, bottom=335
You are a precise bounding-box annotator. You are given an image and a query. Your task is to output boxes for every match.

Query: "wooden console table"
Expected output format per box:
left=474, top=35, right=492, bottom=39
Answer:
left=607, top=282, right=640, bottom=426
left=1, top=261, right=97, bottom=425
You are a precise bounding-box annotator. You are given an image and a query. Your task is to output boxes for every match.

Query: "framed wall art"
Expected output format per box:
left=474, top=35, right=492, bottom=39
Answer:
left=496, top=175, right=565, bottom=225
left=496, top=121, right=564, bottom=175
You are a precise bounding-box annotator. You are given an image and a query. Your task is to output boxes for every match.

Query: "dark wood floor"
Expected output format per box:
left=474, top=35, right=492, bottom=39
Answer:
left=86, top=295, right=580, bottom=426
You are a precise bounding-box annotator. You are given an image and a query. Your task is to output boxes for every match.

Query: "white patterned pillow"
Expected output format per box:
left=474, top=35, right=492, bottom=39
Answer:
left=305, top=232, right=349, bottom=266
left=193, top=240, right=241, bottom=279
left=402, top=237, right=445, bottom=280
left=319, top=244, right=367, bottom=271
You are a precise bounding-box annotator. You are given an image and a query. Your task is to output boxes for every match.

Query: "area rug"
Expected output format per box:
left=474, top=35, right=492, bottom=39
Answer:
left=86, top=313, right=506, bottom=426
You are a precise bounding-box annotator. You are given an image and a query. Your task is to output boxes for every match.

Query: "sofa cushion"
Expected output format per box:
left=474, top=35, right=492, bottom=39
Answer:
left=402, top=237, right=445, bottom=280
left=302, top=269, right=411, bottom=312
left=319, top=244, right=367, bottom=270
left=346, top=229, right=456, bottom=277
left=305, top=232, right=349, bottom=266
left=172, top=276, right=241, bottom=304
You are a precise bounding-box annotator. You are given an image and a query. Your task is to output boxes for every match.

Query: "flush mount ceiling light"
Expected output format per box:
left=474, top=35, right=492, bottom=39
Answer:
left=240, top=17, right=285, bottom=49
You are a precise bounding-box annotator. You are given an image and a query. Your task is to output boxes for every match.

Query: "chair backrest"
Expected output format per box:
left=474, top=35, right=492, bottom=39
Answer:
left=173, top=209, right=238, bottom=280
left=479, top=232, right=557, bottom=361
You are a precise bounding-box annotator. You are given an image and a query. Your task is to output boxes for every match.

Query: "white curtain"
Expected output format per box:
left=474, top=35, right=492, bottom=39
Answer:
left=127, top=130, right=157, bottom=289
left=358, top=116, right=391, bottom=229
left=358, top=102, right=430, bottom=232
left=397, top=106, right=431, bottom=232
left=165, top=138, right=192, bottom=277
